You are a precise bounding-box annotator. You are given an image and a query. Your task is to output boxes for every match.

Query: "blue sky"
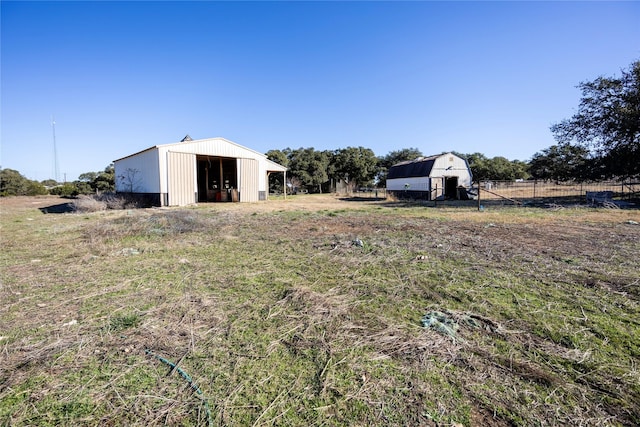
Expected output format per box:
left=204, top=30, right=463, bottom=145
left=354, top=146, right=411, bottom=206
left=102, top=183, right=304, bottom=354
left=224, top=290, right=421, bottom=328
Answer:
left=2, top=1, right=639, bottom=182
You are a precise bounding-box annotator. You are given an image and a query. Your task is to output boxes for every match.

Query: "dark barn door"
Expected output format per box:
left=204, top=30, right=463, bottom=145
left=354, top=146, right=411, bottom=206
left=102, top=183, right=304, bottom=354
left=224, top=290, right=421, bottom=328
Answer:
left=445, top=176, right=458, bottom=199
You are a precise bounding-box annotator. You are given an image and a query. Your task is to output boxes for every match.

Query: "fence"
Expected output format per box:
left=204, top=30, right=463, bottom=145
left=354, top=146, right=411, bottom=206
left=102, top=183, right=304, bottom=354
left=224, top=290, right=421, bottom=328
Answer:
left=476, top=180, right=639, bottom=208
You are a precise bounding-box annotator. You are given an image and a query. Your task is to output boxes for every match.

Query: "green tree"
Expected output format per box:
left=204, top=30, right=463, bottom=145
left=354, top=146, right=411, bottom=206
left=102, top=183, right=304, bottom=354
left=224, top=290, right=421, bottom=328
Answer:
left=41, top=179, right=58, bottom=187
left=460, top=153, right=529, bottom=181
left=287, top=148, right=330, bottom=193
left=266, top=149, right=290, bottom=193
left=528, top=144, right=590, bottom=182
left=550, top=59, right=639, bottom=178
left=78, top=172, right=98, bottom=185
left=0, top=168, right=47, bottom=196
left=93, top=164, right=115, bottom=192
left=266, top=149, right=289, bottom=168
left=50, top=183, right=80, bottom=197
left=488, top=156, right=520, bottom=181
left=377, top=148, right=423, bottom=186
left=464, top=153, right=490, bottom=181
left=332, top=146, right=378, bottom=191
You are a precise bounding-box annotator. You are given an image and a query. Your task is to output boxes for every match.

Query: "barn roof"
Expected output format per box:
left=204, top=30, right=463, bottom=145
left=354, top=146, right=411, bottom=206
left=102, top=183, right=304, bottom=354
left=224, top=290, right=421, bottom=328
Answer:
left=387, top=154, right=441, bottom=179
left=113, top=136, right=287, bottom=172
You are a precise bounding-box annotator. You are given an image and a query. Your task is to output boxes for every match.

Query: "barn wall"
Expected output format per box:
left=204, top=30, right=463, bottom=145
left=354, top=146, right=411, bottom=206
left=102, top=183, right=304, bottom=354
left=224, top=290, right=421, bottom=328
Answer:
left=431, top=154, right=473, bottom=187
left=386, top=177, right=431, bottom=192
left=239, top=158, right=259, bottom=202
left=114, top=149, right=161, bottom=193
left=157, top=138, right=285, bottom=195
left=167, top=151, right=196, bottom=206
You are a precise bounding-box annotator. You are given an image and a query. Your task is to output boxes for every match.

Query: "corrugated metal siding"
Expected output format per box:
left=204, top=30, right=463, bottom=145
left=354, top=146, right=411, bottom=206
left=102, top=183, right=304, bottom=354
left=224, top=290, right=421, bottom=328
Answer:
left=160, top=138, right=261, bottom=160
left=167, top=151, right=195, bottom=206
left=114, top=149, right=161, bottom=193
left=239, top=158, right=259, bottom=202
left=386, top=177, right=430, bottom=191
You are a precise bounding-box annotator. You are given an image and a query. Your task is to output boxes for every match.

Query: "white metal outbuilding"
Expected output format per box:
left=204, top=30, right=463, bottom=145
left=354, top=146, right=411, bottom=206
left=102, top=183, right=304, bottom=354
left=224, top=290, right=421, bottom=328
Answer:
left=114, top=136, right=287, bottom=206
left=386, top=152, right=473, bottom=200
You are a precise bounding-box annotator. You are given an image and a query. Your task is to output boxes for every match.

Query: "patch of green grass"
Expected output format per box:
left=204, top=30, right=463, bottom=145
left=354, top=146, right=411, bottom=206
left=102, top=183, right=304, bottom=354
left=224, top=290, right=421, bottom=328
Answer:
left=108, top=313, right=142, bottom=332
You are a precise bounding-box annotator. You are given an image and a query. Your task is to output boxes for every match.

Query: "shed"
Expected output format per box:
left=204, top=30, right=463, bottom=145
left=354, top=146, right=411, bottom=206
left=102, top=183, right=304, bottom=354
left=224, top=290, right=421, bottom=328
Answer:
left=386, top=152, right=473, bottom=200
left=114, top=136, right=287, bottom=206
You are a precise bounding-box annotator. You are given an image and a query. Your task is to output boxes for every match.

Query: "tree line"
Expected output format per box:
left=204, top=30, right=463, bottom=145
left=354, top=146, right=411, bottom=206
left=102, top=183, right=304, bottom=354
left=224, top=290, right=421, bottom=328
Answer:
left=2, top=59, right=637, bottom=197
left=265, top=147, right=534, bottom=194
left=0, top=165, right=115, bottom=197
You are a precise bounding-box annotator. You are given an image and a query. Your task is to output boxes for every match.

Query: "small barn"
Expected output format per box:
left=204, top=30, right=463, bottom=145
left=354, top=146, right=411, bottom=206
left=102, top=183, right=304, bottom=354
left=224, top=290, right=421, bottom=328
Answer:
left=386, top=152, right=473, bottom=200
left=114, top=136, right=287, bottom=206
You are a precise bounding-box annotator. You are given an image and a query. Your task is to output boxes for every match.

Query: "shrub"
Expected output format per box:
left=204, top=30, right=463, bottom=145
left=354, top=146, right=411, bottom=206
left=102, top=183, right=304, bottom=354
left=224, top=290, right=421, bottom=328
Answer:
left=72, top=195, right=107, bottom=213
left=72, top=193, right=147, bottom=212
left=50, top=183, right=80, bottom=197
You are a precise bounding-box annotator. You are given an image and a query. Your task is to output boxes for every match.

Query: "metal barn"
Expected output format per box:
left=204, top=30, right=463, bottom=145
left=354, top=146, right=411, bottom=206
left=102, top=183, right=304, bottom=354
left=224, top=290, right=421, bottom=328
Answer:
left=114, top=136, right=287, bottom=206
left=386, top=153, right=473, bottom=200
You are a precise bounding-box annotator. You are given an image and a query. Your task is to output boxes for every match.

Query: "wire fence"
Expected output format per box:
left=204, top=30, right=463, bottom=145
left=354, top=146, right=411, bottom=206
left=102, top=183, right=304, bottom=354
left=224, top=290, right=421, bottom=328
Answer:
left=476, top=180, right=639, bottom=208
left=287, top=180, right=639, bottom=209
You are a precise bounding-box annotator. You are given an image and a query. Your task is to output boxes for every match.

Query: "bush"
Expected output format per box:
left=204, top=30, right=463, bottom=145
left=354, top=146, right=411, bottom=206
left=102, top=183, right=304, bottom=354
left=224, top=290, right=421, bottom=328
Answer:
left=71, top=193, right=145, bottom=213
left=72, top=195, right=107, bottom=212
left=50, top=183, right=80, bottom=197
left=0, top=168, right=48, bottom=196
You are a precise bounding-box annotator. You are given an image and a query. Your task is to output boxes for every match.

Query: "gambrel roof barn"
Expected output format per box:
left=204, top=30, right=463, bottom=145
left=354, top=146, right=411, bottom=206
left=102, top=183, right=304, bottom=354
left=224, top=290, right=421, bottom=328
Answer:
left=114, top=136, right=287, bottom=206
left=386, top=152, right=473, bottom=200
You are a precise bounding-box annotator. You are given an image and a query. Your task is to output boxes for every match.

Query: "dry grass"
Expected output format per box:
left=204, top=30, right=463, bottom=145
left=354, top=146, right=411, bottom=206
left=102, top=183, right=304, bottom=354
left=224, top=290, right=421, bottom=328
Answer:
left=1, top=194, right=639, bottom=426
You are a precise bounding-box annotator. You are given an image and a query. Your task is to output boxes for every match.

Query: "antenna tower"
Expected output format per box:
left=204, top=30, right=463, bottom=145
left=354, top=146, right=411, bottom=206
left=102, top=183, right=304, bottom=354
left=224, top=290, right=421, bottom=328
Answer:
left=51, top=116, right=60, bottom=182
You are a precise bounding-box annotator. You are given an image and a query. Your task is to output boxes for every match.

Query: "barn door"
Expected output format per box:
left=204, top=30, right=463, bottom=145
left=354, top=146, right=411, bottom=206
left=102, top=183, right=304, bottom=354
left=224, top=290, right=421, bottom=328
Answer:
left=445, top=177, right=459, bottom=199
left=238, top=158, right=259, bottom=202
left=167, top=152, right=196, bottom=206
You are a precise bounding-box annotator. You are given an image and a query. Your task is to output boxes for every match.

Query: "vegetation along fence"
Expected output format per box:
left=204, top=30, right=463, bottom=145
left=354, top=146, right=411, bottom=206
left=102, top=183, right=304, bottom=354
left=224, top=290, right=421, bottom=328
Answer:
left=476, top=180, right=639, bottom=208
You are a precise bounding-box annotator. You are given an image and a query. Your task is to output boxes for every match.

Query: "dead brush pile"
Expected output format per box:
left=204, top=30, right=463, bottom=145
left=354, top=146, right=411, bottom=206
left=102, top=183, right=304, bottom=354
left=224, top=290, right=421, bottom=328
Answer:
left=72, top=193, right=154, bottom=213
left=1, top=202, right=639, bottom=426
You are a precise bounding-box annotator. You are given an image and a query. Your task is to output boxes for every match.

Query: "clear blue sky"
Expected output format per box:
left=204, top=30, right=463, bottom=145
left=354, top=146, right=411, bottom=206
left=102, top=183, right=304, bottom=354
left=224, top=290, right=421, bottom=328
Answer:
left=2, top=1, right=639, bottom=182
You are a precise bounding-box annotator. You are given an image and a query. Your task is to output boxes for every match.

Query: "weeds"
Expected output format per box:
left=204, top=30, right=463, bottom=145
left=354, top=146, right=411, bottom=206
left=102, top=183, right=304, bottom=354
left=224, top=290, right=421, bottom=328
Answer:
left=1, top=196, right=639, bottom=426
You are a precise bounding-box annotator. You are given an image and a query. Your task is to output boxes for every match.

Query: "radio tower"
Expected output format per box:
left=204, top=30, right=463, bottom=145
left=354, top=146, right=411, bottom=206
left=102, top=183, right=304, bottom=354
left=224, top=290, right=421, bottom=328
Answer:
left=51, top=116, right=60, bottom=182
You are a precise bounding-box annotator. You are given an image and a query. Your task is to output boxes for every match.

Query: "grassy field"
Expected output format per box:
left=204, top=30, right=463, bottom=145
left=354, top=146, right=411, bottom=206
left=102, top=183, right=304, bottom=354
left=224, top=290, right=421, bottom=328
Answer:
left=1, top=195, right=639, bottom=426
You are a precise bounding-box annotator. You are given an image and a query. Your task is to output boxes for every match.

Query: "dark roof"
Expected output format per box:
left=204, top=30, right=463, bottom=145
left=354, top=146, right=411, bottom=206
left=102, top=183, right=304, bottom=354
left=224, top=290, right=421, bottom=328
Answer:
left=387, top=155, right=439, bottom=179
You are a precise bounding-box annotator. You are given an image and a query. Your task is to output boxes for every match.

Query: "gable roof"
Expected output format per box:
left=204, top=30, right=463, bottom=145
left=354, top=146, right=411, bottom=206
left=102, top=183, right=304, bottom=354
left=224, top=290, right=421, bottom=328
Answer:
left=387, top=154, right=440, bottom=179
left=113, top=136, right=287, bottom=172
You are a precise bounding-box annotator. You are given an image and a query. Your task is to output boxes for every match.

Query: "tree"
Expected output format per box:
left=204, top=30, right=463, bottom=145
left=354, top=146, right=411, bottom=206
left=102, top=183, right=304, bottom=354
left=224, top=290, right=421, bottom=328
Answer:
left=460, top=153, right=529, bottom=181
left=287, top=148, right=330, bottom=193
left=464, top=153, right=490, bottom=181
left=550, top=59, right=640, bottom=178
left=93, top=164, right=115, bottom=192
left=41, top=179, right=58, bottom=187
left=377, top=148, right=423, bottom=186
left=528, top=144, right=591, bottom=182
left=266, top=149, right=289, bottom=168
left=50, top=182, right=80, bottom=197
left=0, top=168, right=47, bottom=196
left=332, top=146, right=378, bottom=191
left=266, top=149, right=289, bottom=193
left=72, top=165, right=115, bottom=194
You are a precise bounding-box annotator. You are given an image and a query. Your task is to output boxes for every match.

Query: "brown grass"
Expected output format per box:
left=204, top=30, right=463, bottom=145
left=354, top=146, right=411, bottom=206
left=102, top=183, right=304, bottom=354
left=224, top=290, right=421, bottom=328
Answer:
left=1, top=194, right=639, bottom=426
